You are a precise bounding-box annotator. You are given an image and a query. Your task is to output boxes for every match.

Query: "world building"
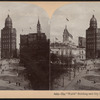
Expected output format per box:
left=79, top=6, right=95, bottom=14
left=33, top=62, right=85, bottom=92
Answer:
left=1, top=15, right=17, bottom=58
left=86, top=15, right=100, bottom=59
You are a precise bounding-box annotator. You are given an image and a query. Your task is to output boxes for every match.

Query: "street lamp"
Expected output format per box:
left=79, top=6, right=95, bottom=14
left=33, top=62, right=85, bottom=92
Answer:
left=73, top=59, right=76, bottom=78
left=68, top=43, right=72, bottom=81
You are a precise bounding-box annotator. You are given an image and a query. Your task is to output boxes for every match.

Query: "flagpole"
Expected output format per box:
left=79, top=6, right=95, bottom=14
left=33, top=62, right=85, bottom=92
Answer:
left=53, top=37, right=55, bottom=48
left=22, top=29, right=23, bottom=34
left=66, top=17, right=69, bottom=43
left=66, top=17, right=72, bottom=80
left=30, top=27, right=32, bottom=33
left=8, top=9, right=10, bottom=15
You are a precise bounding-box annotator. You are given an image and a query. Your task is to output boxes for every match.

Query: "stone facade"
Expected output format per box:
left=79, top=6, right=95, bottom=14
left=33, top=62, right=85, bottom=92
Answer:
left=20, top=19, right=49, bottom=63
left=78, top=37, right=86, bottom=48
left=1, top=15, right=17, bottom=58
left=86, top=15, right=100, bottom=59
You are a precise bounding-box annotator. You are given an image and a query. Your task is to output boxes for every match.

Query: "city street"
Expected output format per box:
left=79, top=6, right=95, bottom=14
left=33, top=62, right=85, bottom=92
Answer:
left=0, top=59, right=31, bottom=90
left=65, top=59, right=100, bottom=90
left=52, top=59, right=100, bottom=90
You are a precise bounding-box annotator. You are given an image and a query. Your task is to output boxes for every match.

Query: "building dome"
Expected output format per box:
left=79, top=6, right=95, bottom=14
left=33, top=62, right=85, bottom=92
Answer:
left=5, top=15, right=12, bottom=22
left=5, top=14, right=12, bottom=28
left=90, top=15, right=97, bottom=28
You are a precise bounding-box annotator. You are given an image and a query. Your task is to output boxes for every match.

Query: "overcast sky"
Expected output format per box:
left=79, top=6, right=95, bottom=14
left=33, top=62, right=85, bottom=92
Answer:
left=0, top=2, right=50, bottom=49
left=50, top=2, right=100, bottom=45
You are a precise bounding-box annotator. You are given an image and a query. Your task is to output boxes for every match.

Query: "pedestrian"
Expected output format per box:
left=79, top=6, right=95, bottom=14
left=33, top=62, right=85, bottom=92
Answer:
left=93, top=80, right=96, bottom=84
left=8, top=81, right=11, bottom=84
left=16, top=82, right=17, bottom=86
left=19, top=83, right=20, bottom=86
left=24, top=87, right=26, bottom=89
left=77, top=80, right=78, bottom=84
left=77, top=80, right=79, bottom=84
left=79, top=79, right=81, bottom=83
left=86, top=70, right=87, bottom=74
left=87, top=69, right=89, bottom=73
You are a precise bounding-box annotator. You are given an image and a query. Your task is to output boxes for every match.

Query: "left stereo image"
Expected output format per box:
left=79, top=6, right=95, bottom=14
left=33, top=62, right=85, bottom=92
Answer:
left=0, top=2, right=50, bottom=90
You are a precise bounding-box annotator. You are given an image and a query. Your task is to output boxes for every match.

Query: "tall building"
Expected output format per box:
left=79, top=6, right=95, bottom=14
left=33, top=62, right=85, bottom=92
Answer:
left=20, top=19, right=49, bottom=90
left=78, top=37, right=86, bottom=60
left=20, top=19, right=49, bottom=63
left=63, top=25, right=73, bottom=44
left=78, top=37, right=86, bottom=48
left=1, top=15, right=17, bottom=58
left=86, top=15, right=100, bottom=59
left=37, top=19, right=41, bottom=33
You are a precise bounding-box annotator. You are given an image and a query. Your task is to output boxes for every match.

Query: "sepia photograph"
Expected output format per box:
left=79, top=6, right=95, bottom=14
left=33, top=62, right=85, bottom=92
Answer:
left=50, top=2, right=100, bottom=90
left=0, top=1, right=100, bottom=98
left=0, top=2, right=50, bottom=90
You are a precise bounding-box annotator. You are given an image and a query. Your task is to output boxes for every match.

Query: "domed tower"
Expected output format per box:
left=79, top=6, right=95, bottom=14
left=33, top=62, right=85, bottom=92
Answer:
left=1, top=14, right=17, bottom=59
left=86, top=15, right=100, bottom=59
left=5, top=14, right=12, bottom=28
left=90, top=15, right=97, bottom=28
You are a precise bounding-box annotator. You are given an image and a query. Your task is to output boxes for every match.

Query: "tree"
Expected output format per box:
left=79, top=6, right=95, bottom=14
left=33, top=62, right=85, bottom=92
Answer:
left=50, top=53, right=58, bottom=63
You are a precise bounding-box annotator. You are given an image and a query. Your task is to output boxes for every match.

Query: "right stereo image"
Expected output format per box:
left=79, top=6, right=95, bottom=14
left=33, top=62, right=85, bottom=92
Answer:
left=50, top=2, right=100, bottom=90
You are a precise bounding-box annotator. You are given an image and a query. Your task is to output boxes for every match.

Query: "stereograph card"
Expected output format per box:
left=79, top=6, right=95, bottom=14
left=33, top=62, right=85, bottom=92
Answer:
left=0, top=1, right=99, bottom=99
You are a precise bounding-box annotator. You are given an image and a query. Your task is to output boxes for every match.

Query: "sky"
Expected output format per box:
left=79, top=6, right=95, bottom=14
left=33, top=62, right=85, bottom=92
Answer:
left=0, top=2, right=50, bottom=49
left=50, top=2, right=100, bottom=45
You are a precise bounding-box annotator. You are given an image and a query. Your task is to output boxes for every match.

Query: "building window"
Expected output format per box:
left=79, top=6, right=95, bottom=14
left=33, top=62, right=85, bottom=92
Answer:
left=66, top=50, right=67, bottom=54
left=61, top=51, right=63, bottom=55
left=56, top=51, right=58, bottom=55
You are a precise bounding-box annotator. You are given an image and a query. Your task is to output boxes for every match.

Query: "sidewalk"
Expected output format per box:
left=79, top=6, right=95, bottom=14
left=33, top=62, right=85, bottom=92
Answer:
left=52, top=65, right=86, bottom=90
left=65, top=59, right=100, bottom=90
left=0, top=59, right=31, bottom=90
left=52, top=59, right=100, bottom=90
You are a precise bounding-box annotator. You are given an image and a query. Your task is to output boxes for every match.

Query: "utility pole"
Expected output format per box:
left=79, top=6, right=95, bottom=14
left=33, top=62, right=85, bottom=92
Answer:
left=62, top=74, right=64, bottom=87
left=69, top=59, right=71, bottom=81
left=67, top=44, right=70, bottom=80
left=70, top=46, right=72, bottom=80
left=68, top=44, right=71, bottom=81
left=73, top=59, right=76, bottom=78
left=62, top=49, right=65, bottom=87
